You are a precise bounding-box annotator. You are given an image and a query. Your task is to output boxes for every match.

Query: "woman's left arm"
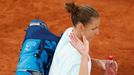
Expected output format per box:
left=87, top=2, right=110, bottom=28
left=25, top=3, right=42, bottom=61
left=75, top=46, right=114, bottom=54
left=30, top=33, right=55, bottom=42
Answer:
left=91, top=58, right=106, bottom=70
left=91, top=58, right=118, bottom=73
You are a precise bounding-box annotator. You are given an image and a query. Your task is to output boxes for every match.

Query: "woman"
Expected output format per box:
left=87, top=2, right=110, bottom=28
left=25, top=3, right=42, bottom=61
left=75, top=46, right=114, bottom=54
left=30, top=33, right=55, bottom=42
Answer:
left=49, top=2, right=117, bottom=75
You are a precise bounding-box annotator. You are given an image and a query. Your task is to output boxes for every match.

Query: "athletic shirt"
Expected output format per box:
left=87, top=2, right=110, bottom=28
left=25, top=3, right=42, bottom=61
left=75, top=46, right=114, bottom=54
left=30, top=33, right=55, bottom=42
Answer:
left=49, top=27, right=91, bottom=75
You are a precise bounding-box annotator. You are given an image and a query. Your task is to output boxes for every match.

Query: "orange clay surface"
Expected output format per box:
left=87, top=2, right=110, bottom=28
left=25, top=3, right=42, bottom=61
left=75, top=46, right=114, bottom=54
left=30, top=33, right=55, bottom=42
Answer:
left=0, top=0, right=134, bottom=75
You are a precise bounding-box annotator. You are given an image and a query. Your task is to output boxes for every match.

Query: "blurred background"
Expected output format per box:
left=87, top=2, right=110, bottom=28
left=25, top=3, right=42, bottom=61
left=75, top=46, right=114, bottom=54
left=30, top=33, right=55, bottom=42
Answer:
left=0, top=0, right=134, bottom=75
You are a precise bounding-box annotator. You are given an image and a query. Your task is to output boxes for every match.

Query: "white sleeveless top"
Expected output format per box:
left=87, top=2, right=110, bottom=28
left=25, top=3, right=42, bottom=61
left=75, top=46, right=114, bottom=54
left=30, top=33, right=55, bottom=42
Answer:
left=49, top=27, right=91, bottom=75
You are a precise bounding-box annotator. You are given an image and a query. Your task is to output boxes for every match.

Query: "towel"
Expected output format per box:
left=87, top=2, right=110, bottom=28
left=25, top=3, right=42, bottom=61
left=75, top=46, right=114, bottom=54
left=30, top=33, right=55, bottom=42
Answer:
left=49, top=27, right=91, bottom=75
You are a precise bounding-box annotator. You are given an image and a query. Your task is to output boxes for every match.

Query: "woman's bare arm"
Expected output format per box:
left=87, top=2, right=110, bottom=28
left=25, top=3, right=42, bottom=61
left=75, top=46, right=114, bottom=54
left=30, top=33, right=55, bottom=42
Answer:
left=79, top=55, right=89, bottom=75
left=91, top=58, right=106, bottom=70
left=91, top=58, right=118, bottom=75
left=69, top=32, right=90, bottom=75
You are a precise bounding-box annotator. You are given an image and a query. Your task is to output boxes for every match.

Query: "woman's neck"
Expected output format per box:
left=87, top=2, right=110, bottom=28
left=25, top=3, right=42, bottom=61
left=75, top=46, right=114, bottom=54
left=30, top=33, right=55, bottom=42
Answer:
left=72, top=27, right=91, bottom=43
left=72, top=27, right=83, bottom=42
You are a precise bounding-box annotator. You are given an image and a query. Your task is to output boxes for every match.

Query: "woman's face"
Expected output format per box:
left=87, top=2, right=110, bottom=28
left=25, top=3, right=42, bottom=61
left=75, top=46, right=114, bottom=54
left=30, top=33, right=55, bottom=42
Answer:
left=83, top=18, right=100, bottom=41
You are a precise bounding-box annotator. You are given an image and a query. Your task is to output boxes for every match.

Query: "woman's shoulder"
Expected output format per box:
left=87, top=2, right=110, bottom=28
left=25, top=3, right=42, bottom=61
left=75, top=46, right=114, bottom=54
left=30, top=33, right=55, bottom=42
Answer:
left=61, top=27, right=73, bottom=38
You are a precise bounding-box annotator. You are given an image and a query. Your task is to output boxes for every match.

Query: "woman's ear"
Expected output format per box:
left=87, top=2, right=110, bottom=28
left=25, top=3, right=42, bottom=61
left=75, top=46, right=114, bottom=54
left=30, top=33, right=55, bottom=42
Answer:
left=77, top=22, right=85, bottom=32
left=76, top=22, right=85, bottom=38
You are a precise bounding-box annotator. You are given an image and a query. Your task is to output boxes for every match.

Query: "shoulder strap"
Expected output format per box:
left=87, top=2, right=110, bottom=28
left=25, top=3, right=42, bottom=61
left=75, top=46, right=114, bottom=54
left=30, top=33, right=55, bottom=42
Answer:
left=35, top=40, right=44, bottom=58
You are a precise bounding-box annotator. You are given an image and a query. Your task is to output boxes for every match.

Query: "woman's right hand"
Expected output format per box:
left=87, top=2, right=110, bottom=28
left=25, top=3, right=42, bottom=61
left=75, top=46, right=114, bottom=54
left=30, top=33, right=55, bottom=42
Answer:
left=69, top=32, right=89, bottom=57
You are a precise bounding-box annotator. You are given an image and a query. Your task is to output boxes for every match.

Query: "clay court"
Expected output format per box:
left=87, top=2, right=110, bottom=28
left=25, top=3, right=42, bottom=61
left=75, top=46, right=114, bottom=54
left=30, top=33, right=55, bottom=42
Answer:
left=0, top=0, right=134, bottom=75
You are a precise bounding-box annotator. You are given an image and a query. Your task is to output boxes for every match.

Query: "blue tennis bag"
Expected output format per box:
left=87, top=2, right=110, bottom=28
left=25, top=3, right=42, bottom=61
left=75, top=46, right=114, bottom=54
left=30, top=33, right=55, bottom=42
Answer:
left=16, top=19, right=61, bottom=75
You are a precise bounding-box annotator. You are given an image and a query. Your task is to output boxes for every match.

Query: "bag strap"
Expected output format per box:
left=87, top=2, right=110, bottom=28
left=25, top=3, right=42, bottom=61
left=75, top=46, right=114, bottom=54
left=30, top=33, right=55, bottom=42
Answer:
left=34, top=40, right=45, bottom=75
left=35, top=40, right=44, bottom=58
